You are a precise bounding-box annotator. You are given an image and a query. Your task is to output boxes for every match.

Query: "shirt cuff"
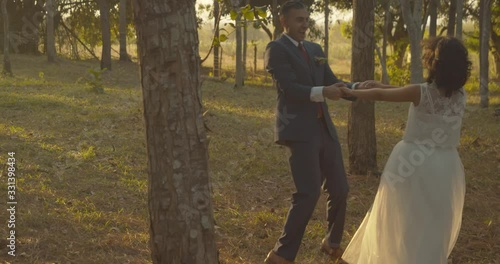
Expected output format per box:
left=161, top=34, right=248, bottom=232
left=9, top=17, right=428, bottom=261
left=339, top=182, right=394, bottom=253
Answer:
left=310, top=86, right=325, bottom=102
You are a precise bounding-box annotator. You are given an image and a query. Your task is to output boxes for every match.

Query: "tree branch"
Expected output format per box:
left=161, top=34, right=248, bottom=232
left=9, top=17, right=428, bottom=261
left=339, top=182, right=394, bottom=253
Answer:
left=60, top=20, right=100, bottom=60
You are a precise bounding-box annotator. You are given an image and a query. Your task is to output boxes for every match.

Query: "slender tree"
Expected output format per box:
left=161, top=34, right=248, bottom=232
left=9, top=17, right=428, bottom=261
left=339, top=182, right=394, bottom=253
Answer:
left=97, top=0, right=112, bottom=70
left=348, top=0, right=377, bottom=175
left=119, top=0, right=131, bottom=61
left=132, top=0, right=218, bottom=263
left=479, top=0, right=491, bottom=107
left=213, top=0, right=220, bottom=78
left=324, top=0, right=330, bottom=60
left=429, top=0, right=438, bottom=37
left=455, top=0, right=464, bottom=39
left=243, top=0, right=248, bottom=79
left=447, top=0, right=457, bottom=36
left=233, top=0, right=244, bottom=88
left=47, top=0, right=57, bottom=62
left=2, top=0, right=11, bottom=75
left=400, top=0, right=423, bottom=83
left=381, top=0, right=390, bottom=84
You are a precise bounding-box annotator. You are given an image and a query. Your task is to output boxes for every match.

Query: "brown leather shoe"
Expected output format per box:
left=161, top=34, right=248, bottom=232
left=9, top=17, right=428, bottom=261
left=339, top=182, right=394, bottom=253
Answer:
left=264, top=250, right=294, bottom=264
left=320, top=238, right=345, bottom=262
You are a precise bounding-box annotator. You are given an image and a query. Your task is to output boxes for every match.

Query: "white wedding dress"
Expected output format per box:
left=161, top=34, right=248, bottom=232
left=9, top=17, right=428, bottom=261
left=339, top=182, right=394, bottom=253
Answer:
left=342, top=82, right=466, bottom=264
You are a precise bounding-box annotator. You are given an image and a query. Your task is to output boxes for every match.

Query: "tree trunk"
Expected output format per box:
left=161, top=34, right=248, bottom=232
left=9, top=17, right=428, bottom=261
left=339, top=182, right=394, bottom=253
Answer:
left=131, top=0, right=218, bottom=263
left=254, top=44, right=257, bottom=75
left=400, top=0, right=424, bottom=83
left=421, top=0, right=430, bottom=38
left=455, top=0, right=464, bottom=39
left=213, top=0, right=220, bottom=78
left=382, top=0, right=390, bottom=84
left=46, top=0, right=57, bottom=62
left=2, top=0, right=11, bottom=75
left=272, top=0, right=282, bottom=39
left=98, top=0, right=112, bottom=70
left=119, top=0, right=131, bottom=61
left=447, top=0, right=457, bottom=36
left=235, top=10, right=244, bottom=88
left=349, top=0, right=377, bottom=175
left=324, top=0, right=330, bottom=60
left=429, top=0, right=438, bottom=37
left=491, top=30, right=500, bottom=80
left=479, top=0, right=491, bottom=108
left=243, top=14, right=248, bottom=79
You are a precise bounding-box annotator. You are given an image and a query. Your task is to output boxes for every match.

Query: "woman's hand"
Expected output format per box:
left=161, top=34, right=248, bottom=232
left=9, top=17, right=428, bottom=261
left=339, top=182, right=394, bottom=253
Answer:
left=358, top=80, right=383, bottom=89
left=340, top=87, right=355, bottom=97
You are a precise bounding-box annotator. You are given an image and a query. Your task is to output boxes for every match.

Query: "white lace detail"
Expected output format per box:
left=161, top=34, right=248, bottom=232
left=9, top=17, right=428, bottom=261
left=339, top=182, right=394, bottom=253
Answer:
left=417, top=82, right=466, bottom=117
left=403, top=82, right=466, bottom=147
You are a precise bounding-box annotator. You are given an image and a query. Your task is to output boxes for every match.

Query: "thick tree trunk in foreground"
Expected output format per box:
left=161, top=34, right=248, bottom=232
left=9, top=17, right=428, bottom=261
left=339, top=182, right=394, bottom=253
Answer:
left=132, top=0, right=218, bottom=263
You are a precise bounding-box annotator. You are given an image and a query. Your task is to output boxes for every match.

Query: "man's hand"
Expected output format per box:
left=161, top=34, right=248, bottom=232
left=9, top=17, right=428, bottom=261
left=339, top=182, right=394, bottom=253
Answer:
left=323, top=83, right=347, bottom=101
left=358, top=80, right=382, bottom=89
left=340, top=87, right=354, bottom=97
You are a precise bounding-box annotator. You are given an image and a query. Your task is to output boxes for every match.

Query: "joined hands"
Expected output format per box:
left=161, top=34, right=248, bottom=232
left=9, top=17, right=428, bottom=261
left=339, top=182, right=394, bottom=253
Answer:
left=324, top=80, right=383, bottom=101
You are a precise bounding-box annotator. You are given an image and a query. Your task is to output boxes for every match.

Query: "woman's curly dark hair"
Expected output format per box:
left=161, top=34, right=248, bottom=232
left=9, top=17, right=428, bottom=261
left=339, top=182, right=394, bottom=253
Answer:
left=422, top=36, right=472, bottom=97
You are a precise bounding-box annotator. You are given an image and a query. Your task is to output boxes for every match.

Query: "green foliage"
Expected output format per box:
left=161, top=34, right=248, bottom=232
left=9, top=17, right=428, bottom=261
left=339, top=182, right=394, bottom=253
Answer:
left=38, top=71, right=45, bottom=81
left=464, top=32, right=480, bottom=53
left=340, top=22, right=353, bottom=39
left=65, top=1, right=135, bottom=52
left=387, top=56, right=411, bottom=86
left=86, top=67, right=107, bottom=94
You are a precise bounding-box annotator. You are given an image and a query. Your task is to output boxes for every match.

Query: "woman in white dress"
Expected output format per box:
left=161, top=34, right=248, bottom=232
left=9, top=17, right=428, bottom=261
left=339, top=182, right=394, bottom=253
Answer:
left=339, top=36, right=472, bottom=264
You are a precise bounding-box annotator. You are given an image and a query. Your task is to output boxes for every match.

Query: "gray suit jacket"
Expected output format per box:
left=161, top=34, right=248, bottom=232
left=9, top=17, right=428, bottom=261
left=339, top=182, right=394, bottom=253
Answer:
left=265, top=35, right=355, bottom=145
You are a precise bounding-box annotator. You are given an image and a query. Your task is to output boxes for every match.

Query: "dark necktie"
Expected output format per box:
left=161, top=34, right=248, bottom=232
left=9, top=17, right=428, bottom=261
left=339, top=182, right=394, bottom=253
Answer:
left=298, top=42, right=310, bottom=64
left=298, top=42, right=323, bottom=118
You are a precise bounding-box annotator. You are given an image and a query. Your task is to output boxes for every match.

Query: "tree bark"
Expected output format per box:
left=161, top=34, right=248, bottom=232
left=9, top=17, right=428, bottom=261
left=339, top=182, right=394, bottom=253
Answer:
left=234, top=3, right=244, bottom=88
left=243, top=7, right=248, bottom=79
left=382, top=0, right=390, bottom=84
left=491, top=30, right=500, bottom=80
left=131, top=0, right=218, bottom=263
left=324, top=0, right=330, bottom=60
left=455, top=0, right=464, bottom=39
left=400, top=0, right=424, bottom=83
left=213, top=0, right=220, bottom=78
left=97, top=0, right=112, bottom=70
left=46, top=0, right=57, bottom=62
left=349, top=0, right=377, bottom=175
left=2, top=0, right=12, bottom=75
left=253, top=43, right=257, bottom=74
left=429, top=0, right=438, bottom=37
left=271, top=0, right=282, bottom=39
left=479, top=0, right=491, bottom=108
left=447, top=0, right=457, bottom=36
left=119, top=0, right=131, bottom=61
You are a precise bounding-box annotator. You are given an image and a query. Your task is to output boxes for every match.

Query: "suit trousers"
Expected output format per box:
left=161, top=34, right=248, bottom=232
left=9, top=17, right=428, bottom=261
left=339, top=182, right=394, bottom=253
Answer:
left=273, top=118, right=349, bottom=261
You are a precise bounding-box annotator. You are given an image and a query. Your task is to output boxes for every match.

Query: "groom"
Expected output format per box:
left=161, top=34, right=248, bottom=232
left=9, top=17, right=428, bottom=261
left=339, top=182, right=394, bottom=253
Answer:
left=264, top=0, right=359, bottom=263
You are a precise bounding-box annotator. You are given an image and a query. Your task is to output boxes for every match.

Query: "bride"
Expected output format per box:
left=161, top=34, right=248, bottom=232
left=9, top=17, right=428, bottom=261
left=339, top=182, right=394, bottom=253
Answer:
left=340, top=36, right=471, bottom=264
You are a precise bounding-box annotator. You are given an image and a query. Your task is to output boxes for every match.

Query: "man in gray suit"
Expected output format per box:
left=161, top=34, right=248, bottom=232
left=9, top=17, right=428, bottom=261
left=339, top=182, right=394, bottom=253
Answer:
left=264, top=1, right=358, bottom=263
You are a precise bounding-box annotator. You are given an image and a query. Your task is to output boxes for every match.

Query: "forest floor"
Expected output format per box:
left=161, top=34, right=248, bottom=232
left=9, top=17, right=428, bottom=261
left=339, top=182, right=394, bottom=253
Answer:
left=0, top=54, right=498, bottom=263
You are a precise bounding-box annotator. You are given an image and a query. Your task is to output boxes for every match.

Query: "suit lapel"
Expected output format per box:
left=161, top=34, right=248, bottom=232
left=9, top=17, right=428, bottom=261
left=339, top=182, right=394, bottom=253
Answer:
left=279, top=36, right=312, bottom=73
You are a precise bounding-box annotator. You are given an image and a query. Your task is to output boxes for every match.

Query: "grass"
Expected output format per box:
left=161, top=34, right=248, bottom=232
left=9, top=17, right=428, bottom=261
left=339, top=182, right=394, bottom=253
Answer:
left=0, top=54, right=499, bottom=263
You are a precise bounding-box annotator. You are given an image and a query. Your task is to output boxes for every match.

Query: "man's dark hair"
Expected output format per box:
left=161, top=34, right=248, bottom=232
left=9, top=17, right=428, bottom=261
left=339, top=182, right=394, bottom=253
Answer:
left=422, top=36, right=472, bottom=97
left=279, top=0, right=307, bottom=17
